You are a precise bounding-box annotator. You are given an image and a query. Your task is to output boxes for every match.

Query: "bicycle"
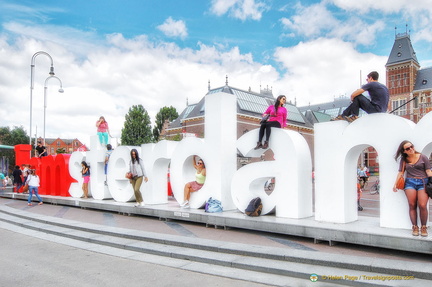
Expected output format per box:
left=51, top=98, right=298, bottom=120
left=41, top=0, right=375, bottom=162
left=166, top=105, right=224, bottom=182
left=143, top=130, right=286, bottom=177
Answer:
left=370, top=179, right=380, bottom=195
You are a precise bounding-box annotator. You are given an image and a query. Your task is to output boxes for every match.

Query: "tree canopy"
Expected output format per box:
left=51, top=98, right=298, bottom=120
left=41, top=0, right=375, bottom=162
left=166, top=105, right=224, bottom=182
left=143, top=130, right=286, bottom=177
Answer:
left=0, top=126, right=29, bottom=171
left=121, top=105, right=153, bottom=145
left=153, top=106, right=179, bottom=141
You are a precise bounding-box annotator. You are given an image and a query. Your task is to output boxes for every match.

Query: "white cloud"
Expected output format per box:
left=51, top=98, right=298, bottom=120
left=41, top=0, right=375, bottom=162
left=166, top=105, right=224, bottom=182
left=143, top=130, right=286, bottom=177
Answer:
left=280, top=2, right=386, bottom=47
left=0, top=23, right=279, bottom=146
left=330, top=0, right=432, bottom=46
left=157, top=17, right=188, bottom=40
left=210, top=0, right=269, bottom=21
left=273, top=38, right=388, bottom=106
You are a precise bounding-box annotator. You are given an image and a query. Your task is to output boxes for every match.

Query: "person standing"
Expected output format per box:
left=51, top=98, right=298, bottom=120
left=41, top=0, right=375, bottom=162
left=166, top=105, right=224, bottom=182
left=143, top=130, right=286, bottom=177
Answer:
left=128, top=149, right=148, bottom=207
left=12, top=165, right=23, bottom=193
left=393, top=140, right=432, bottom=237
left=26, top=169, right=43, bottom=206
left=35, top=141, right=48, bottom=158
left=96, top=116, right=110, bottom=146
left=104, top=144, right=113, bottom=184
left=254, top=95, right=287, bottom=150
left=357, top=165, right=369, bottom=188
left=22, top=164, right=30, bottom=192
left=334, top=71, right=389, bottom=122
left=180, top=156, right=206, bottom=208
left=81, top=161, right=91, bottom=199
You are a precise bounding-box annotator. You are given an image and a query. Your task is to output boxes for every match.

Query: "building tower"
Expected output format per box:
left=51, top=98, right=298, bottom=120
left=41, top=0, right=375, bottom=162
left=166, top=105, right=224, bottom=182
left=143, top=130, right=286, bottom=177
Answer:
left=385, top=27, right=420, bottom=120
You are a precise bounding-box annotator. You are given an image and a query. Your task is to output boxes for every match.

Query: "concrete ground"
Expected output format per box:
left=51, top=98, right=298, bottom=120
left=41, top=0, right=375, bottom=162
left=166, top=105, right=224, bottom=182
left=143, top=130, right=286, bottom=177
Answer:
left=1, top=182, right=431, bottom=286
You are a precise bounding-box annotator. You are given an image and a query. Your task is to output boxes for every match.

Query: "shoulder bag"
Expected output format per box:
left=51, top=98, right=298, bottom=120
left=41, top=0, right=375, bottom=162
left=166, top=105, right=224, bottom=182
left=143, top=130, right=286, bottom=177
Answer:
left=396, top=160, right=406, bottom=190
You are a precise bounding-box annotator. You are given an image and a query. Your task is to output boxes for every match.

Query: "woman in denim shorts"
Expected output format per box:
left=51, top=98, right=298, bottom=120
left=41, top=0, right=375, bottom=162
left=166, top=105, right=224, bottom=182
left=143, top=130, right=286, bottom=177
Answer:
left=393, top=140, right=432, bottom=237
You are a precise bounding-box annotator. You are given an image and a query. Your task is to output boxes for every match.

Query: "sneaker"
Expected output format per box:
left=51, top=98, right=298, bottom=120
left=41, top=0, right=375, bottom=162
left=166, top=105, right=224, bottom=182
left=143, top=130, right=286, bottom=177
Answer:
left=140, top=202, right=145, bottom=207
left=357, top=204, right=363, bottom=211
left=134, top=202, right=140, bottom=207
left=412, top=225, right=419, bottom=236
left=346, top=115, right=359, bottom=123
left=331, top=115, right=346, bottom=121
left=421, top=225, right=428, bottom=237
left=182, top=204, right=190, bottom=209
left=180, top=200, right=189, bottom=207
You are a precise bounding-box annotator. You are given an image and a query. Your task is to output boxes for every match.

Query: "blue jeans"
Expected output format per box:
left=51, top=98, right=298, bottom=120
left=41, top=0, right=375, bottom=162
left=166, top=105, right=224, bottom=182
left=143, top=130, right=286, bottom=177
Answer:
left=342, top=94, right=381, bottom=116
left=28, top=186, right=43, bottom=203
left=404, top=177, right=427, bottom=191
left=15, top=183, right=23, bottom=192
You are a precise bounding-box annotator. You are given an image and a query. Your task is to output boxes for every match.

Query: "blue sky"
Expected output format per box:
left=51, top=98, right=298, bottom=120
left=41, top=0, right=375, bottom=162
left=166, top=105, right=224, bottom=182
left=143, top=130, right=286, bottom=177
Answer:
left=1, top=0, right=431, bottom=145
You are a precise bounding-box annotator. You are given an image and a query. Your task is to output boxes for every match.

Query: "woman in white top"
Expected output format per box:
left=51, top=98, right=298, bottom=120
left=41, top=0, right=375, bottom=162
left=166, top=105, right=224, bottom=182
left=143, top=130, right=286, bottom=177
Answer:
left=26, top=169, right=43, bottom=206
left=128, top=149, right=148, bottom=207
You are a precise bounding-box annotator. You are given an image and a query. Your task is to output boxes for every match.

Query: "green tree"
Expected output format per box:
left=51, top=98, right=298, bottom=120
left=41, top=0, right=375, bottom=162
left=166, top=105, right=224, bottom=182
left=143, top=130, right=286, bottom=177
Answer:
left=152, top=106, right=179, bottom=141
left=56, top=148, right=66, bottom=154
left=0, top=126, right=30, bottom=171
left=121, top=105, right=153, bottom=145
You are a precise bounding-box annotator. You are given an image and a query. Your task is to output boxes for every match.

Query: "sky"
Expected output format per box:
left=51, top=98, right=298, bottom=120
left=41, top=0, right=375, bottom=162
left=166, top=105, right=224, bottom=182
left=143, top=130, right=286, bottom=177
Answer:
left=1, top=0, right=432, bottom=147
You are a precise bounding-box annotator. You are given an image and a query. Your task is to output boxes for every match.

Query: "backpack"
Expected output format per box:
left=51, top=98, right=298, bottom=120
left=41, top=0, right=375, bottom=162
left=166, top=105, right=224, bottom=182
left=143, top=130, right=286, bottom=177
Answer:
left=245, top=197, right=263, bottom=216
left=205, top=197, right=223, bottom=213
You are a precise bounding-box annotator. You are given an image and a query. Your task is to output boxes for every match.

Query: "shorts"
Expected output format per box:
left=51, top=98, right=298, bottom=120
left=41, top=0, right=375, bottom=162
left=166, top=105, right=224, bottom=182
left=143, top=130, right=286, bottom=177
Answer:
left=404, top=177, right=427, bottom=191
left=83, top=176, right=90, bottom=184
left=188, top=181, right=204, bottom=191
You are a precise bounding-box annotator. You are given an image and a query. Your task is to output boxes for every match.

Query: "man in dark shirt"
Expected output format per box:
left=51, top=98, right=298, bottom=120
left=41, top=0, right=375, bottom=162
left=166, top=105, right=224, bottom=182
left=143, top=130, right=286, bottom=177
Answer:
left=35, top=141, right=47, bottom=158
left=334, top=71, right=389, bottom=122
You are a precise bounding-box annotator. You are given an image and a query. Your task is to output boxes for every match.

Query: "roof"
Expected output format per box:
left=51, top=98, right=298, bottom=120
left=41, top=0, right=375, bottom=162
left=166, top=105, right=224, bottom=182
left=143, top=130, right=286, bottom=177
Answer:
left=386, top=33, right=419, bottom=67
left=44, top=138, right=76, bottom=145
left=413, top=67, right=432, bottom=92
left=297, top=97, right=367, bottom=123
left=168, top=84, right=312, bottom=130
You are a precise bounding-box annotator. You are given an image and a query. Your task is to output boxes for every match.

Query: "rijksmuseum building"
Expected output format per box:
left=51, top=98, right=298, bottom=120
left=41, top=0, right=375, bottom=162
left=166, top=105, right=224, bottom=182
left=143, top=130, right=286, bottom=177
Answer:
left=164, top=30, right=432, bottom=170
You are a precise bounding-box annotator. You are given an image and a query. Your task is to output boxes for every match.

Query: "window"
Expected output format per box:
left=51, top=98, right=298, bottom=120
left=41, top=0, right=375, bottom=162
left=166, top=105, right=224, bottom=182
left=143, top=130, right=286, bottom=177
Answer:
left=392, top=99, right=406, bottom=116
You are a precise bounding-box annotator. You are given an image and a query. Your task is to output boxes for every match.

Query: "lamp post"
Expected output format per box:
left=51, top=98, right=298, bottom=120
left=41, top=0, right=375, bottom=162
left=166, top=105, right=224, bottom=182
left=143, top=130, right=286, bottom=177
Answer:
left=29, top=51, right=55, bottom=146
left=44, top=76, right=64, bottom=145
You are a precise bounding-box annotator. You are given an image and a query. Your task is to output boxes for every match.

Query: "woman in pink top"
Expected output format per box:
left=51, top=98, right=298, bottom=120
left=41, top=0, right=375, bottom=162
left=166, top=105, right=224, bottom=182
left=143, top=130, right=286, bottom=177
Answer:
left=96, top=116, right=110, bottom=146
left=254, top=95, right=287, bottom=149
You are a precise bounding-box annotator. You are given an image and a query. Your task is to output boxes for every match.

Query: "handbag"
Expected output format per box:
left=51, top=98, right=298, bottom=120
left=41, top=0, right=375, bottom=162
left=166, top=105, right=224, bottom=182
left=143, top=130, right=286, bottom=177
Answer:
left=396, top=177, right=405, bottom=190
left=260, top=114, right=270, bottom=124
left=23, top=184, right=29, bottom=193
left=396, top=160, right=406, bottom=190
left=125, top=172, right=133, bottom=179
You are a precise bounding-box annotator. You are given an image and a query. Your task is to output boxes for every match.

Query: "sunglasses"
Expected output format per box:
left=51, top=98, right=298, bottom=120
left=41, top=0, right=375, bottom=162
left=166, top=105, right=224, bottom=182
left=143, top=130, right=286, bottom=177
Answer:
left=197, top=162, right=203, bottom=165
left=404, top=145, right=414, bottom=151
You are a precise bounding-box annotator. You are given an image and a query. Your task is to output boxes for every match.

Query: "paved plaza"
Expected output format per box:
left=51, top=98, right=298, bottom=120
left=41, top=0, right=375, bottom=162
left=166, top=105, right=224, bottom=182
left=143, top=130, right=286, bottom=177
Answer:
left=1, top=182, right=432, bottom=286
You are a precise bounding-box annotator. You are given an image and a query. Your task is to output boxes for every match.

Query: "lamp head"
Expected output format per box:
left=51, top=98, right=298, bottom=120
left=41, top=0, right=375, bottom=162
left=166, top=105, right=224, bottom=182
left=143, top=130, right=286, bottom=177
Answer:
left=58, top=88, right=64, bottom=93
left=49, top=66, right=55, bottom=76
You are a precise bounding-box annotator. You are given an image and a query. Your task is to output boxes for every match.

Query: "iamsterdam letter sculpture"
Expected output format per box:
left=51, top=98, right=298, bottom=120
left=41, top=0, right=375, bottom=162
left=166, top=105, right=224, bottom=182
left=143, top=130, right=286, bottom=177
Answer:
left=16, top=91, right=432, bottom=229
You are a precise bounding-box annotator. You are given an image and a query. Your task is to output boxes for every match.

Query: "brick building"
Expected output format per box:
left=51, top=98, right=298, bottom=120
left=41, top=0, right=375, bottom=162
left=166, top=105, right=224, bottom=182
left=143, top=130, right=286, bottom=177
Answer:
left=37, top=137, right=87, bottom=155
left=386, top=31, right=432, bottom=121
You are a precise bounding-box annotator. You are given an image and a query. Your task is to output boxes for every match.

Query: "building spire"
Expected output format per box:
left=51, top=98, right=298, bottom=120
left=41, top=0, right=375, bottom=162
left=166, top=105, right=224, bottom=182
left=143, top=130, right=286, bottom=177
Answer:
left=225, top=75, right=228, bottom=86
left=208, top=80, right=210, bottom=91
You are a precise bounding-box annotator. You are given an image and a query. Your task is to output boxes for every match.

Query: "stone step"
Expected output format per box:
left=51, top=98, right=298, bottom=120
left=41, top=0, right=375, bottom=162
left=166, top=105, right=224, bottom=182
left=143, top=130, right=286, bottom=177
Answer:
left=0, top=205, right=431, bottom=286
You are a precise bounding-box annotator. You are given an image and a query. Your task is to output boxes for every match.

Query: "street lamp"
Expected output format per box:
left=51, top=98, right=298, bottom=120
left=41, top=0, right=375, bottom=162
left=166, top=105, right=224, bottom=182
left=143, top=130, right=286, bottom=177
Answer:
left=44, top=76, right=64, bottom=145
left=29, top=51, right=55, bottom=146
